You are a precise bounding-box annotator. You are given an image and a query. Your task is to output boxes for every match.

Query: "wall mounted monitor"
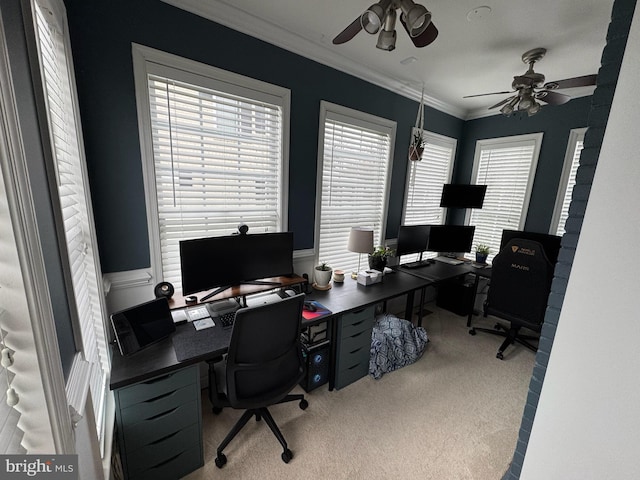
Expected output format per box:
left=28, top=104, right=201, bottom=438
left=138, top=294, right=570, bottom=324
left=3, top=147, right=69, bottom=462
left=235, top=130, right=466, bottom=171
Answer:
left=427, top=225, right=476, bottom=253
left=180, top=231, right=294, bottom=298
left=500, top=230, right=562, bottom=265
left=396, top=224, right=431, bottom=257
left=110, top=297, right=176, bottom=356
left=439, top=184, right=487, bottom=209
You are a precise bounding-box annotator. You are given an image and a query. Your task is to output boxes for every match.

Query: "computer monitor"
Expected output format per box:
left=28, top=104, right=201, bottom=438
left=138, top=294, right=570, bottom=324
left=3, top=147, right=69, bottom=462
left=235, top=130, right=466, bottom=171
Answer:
left=427, top=225, right=476, bottom=254
left=439, top=184, right=487, bottom=209
left=179, top=231, right=294, bottom=298
left=396, top=224, right=431, bottom=257
left=500, top=230, right=562, bottom=265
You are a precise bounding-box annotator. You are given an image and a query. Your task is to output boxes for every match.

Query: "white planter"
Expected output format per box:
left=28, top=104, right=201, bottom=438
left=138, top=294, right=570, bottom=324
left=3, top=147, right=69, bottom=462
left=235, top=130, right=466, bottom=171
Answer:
left=314, top=268, right=332, bottom=287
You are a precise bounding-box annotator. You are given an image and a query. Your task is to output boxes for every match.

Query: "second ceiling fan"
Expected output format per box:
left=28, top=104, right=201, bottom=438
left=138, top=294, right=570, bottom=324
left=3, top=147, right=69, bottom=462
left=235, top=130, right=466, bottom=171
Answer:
left=464, top=48, right=597, bottom=116
left=333, top=0, right=438, bottom=51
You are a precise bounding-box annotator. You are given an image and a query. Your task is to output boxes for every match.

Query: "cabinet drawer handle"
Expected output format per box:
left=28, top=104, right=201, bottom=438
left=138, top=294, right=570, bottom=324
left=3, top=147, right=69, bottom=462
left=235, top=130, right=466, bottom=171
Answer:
left=143, top=373, right=174, bottom=385
left=351, top=308, right=366, bottom=314
left=350, top=319, right=365, bottom=328
left=146, top=406, right=179, bottom=421
left=144, top=389, right=178, bottom=404
left=347, top=363, right=361, bottom=371
left=349, top=347, right=363, bottom=355
left=149, top=430, right=179, bottom=446
left=350, top=331, right=365, bottom=340
left=149, top=450, right=186, bottom=470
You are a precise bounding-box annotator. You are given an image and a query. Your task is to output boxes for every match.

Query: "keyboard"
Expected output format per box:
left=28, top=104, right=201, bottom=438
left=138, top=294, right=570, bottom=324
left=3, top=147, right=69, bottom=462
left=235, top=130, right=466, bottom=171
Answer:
left=217, top=311, right=236, bottom=328
left=433, top=256, right=464, bottom=265
left=403, top=260, right=429, bottom=269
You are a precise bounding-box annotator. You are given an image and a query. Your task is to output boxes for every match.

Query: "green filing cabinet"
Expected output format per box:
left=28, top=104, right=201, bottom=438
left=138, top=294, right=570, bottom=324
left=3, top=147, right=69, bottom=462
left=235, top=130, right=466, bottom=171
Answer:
left=335, top=305, right=375, bottom=389
left=114, top=365, right=203, bottom=480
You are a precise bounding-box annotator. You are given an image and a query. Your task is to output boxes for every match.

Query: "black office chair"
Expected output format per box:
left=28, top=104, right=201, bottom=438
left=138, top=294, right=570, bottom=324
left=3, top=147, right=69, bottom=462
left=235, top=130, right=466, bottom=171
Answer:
left=469, top=238, right=554, bottom=359
left=207, top=294, right=308, bottom=467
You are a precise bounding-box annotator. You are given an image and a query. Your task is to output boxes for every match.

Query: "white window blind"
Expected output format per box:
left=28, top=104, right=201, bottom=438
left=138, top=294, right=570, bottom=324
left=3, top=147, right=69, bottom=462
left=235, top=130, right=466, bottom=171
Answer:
left=146, top=73, right=285, bottom=288
left=34, top=0, right=108, bottom=440
left=467, top=134, right=543, bottom=261
left=553, top=129, right=585, bottom=236
left=402, top=131, right=455, bottom=261
left=317, top=104, right=395, bottom=273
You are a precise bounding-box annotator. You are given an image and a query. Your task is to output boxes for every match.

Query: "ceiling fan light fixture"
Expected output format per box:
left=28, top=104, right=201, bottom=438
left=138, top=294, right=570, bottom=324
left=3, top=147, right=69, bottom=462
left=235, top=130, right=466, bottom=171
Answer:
left=527, top=101, right=541, bottom=116
left=376, top=28, right=397, bottom=51
left=361, top=0, right=393, bottom=34
left=500, top=96, right=519, bottom=116
left=399, top=0, right=431, bottom=36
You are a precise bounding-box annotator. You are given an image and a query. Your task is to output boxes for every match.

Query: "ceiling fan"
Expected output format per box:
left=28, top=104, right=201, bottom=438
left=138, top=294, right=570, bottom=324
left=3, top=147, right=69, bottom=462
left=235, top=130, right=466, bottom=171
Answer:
left=333, top=0, right=438, bottom=51
left=464, top=48, right=597, bottom=116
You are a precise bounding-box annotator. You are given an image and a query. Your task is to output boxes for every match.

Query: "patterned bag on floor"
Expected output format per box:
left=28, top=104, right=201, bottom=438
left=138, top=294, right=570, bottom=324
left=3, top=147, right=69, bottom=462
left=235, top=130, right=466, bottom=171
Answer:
left=369, top=313, right=428, bottom=379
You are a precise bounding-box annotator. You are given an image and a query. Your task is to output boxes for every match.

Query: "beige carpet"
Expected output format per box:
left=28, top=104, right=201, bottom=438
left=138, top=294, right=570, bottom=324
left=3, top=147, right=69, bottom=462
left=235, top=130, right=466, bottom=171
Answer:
left=184, top=305, right=535, bottom=480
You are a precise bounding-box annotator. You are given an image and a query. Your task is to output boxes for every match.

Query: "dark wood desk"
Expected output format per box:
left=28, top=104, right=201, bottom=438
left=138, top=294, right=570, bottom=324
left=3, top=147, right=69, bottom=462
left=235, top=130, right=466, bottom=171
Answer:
left=396, top=261, right=492, bottom=327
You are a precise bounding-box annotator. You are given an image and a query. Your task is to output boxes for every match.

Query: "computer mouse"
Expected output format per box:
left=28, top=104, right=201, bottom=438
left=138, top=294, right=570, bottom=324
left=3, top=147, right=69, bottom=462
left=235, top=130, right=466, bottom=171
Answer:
left=303, top=302, right=317, bottom=312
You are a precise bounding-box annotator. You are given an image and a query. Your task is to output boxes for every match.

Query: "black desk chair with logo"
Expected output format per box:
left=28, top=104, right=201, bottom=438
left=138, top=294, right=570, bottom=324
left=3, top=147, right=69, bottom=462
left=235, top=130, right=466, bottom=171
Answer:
left=469, top=238, right=554, bottom=359
left=208, top=293, right=308, bottom=467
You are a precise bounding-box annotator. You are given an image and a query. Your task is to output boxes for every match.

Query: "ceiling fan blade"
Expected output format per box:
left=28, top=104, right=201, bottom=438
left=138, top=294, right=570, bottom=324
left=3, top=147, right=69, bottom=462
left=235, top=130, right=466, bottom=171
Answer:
left=333, top=16, right=363, bottom=45
left=399, top=16, right=438, bottom=47
left=463, top=90, right=515, bottom=98
left=489, top=96, right=516, bottom=110
left=535, top=90, right=571, bottom=106
left=543, top=74, right=597, bottom=90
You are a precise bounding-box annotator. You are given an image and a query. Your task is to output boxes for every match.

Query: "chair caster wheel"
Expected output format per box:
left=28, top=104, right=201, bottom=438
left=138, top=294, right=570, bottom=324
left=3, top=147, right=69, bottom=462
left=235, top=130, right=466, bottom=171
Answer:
left=496, top=352, right=504, bottom=360
left=256, top=413, right=262, bottom=422
left=469, top=329, right=476, bottom=336
left=212, top=406, right=223, bottom=414
left=299, top=399, right=308, bottom=410
left=281, top=449, right=293, bottom=463
left=215, top=453, right=227, bottom=468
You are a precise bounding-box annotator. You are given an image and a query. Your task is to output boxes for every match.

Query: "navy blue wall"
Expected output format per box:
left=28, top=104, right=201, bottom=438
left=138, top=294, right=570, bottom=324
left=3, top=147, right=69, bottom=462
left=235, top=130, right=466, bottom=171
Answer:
left=64, top=0, right=591, bottom=274
left=454, top=97, right=591, bottom=231
left=64, top=0, right=463, bottom=273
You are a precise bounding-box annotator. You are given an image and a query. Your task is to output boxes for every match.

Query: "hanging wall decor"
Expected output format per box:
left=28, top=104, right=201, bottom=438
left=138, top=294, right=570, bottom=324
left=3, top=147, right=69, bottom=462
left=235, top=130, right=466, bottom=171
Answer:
left=409, top=87, right=425, bottom=161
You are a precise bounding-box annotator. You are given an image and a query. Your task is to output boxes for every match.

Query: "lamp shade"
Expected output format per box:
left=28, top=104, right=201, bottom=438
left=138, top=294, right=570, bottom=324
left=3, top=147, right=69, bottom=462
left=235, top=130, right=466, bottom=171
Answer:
left=347, top=227, right=374, bottom=254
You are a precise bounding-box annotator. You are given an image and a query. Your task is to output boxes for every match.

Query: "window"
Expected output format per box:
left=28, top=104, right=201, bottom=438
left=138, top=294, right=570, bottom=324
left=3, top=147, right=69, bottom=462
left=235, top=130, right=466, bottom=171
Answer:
left=32, top=0, right=109, bottom=441
left=552, top=128, right=586, bottom=236
left=467, top=133, right=544, bottom=261
left=133, top=46, right=290, bottom=289
left=402, top=130, right=456, bottom=260
left=316, top=102, right=395, bottom=273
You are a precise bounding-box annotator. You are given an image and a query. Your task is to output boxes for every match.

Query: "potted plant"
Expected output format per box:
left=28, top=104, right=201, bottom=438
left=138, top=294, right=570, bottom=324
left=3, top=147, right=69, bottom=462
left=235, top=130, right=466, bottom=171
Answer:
left=409, top=130, right=425, bottom=162
left=314, top=261, right=333, bottom=289
left=368, top=246, right=395, bottom=271
left=475, top=244, right=490, bottom=264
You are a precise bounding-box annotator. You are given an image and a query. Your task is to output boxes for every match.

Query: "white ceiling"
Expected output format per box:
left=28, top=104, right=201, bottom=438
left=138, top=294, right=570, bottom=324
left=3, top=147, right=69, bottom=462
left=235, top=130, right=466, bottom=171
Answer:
left=162, top=0, right=614, bottom=120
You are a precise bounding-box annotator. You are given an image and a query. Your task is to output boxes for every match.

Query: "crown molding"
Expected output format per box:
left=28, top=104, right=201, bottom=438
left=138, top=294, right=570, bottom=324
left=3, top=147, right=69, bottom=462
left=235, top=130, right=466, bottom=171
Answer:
left=161, top=0, right=466, bottom=119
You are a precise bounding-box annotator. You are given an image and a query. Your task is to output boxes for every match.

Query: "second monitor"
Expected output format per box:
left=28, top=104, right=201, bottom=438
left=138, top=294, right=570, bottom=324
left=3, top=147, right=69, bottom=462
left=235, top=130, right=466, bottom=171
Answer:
left=427, top=225, right=476, bottom=254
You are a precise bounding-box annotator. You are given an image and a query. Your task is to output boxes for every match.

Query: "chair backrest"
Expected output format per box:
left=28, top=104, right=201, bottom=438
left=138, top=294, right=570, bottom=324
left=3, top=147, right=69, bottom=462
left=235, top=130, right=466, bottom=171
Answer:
left=486, top=238, right=554, bottom=329
left=226, top=293, right=305, bottom=409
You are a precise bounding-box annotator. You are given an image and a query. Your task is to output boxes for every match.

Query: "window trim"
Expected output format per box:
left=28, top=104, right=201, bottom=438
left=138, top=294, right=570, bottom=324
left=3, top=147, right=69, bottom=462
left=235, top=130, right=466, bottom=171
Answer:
left=466, top=132, right=544, bottom=230
left=132, top=44, right=291, bottom=283
left=550, top=127, right=587, bottom=235
left=401, top=129, right=457, bottom=225
left=314, top=101, right=396, bottom=266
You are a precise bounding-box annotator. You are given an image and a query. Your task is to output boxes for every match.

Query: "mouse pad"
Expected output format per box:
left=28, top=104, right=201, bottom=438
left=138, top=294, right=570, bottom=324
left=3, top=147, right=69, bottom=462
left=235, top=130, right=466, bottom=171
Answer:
left=172, top=323, right=231, bottom=362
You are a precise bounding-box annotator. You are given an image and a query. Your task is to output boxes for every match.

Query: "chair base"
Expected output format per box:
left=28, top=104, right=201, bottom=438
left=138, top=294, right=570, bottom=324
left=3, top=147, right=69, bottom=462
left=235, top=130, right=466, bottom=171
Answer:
left=214, top=394, right=307, bottom=468
left=469, top=322, right=538, bottom=360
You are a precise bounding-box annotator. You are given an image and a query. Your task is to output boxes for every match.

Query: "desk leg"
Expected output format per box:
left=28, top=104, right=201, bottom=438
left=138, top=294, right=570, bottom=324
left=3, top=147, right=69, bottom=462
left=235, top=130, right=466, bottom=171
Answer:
left=405, top=290, right=415, bottom=324
left=328, top=315, right=337, bottom=391
left=467, top=274, right=481, bottom=327
left=418, top=287, right=426, bottom=328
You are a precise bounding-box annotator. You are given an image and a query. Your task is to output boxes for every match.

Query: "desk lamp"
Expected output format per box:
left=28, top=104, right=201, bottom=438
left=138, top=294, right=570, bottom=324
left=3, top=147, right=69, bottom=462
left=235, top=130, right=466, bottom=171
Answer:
left=347, top=227, right=374, bottom=279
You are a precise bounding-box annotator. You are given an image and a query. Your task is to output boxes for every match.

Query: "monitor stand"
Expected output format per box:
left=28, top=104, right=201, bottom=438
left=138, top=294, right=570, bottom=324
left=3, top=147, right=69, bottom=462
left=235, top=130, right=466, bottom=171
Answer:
left=200, top=280, right=283, bottom=302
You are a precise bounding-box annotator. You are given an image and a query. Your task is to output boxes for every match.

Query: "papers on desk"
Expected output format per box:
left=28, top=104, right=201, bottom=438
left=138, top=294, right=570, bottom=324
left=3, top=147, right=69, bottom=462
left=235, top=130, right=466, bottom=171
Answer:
left=193, top=318, right=215, bottom=330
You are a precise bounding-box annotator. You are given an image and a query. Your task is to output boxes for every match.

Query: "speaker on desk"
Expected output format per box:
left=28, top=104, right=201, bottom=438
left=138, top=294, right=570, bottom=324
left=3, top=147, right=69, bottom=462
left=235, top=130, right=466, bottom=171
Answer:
left=154, top=281, right=174, bottom=299
left=300, top=342, right=330, bottom=392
